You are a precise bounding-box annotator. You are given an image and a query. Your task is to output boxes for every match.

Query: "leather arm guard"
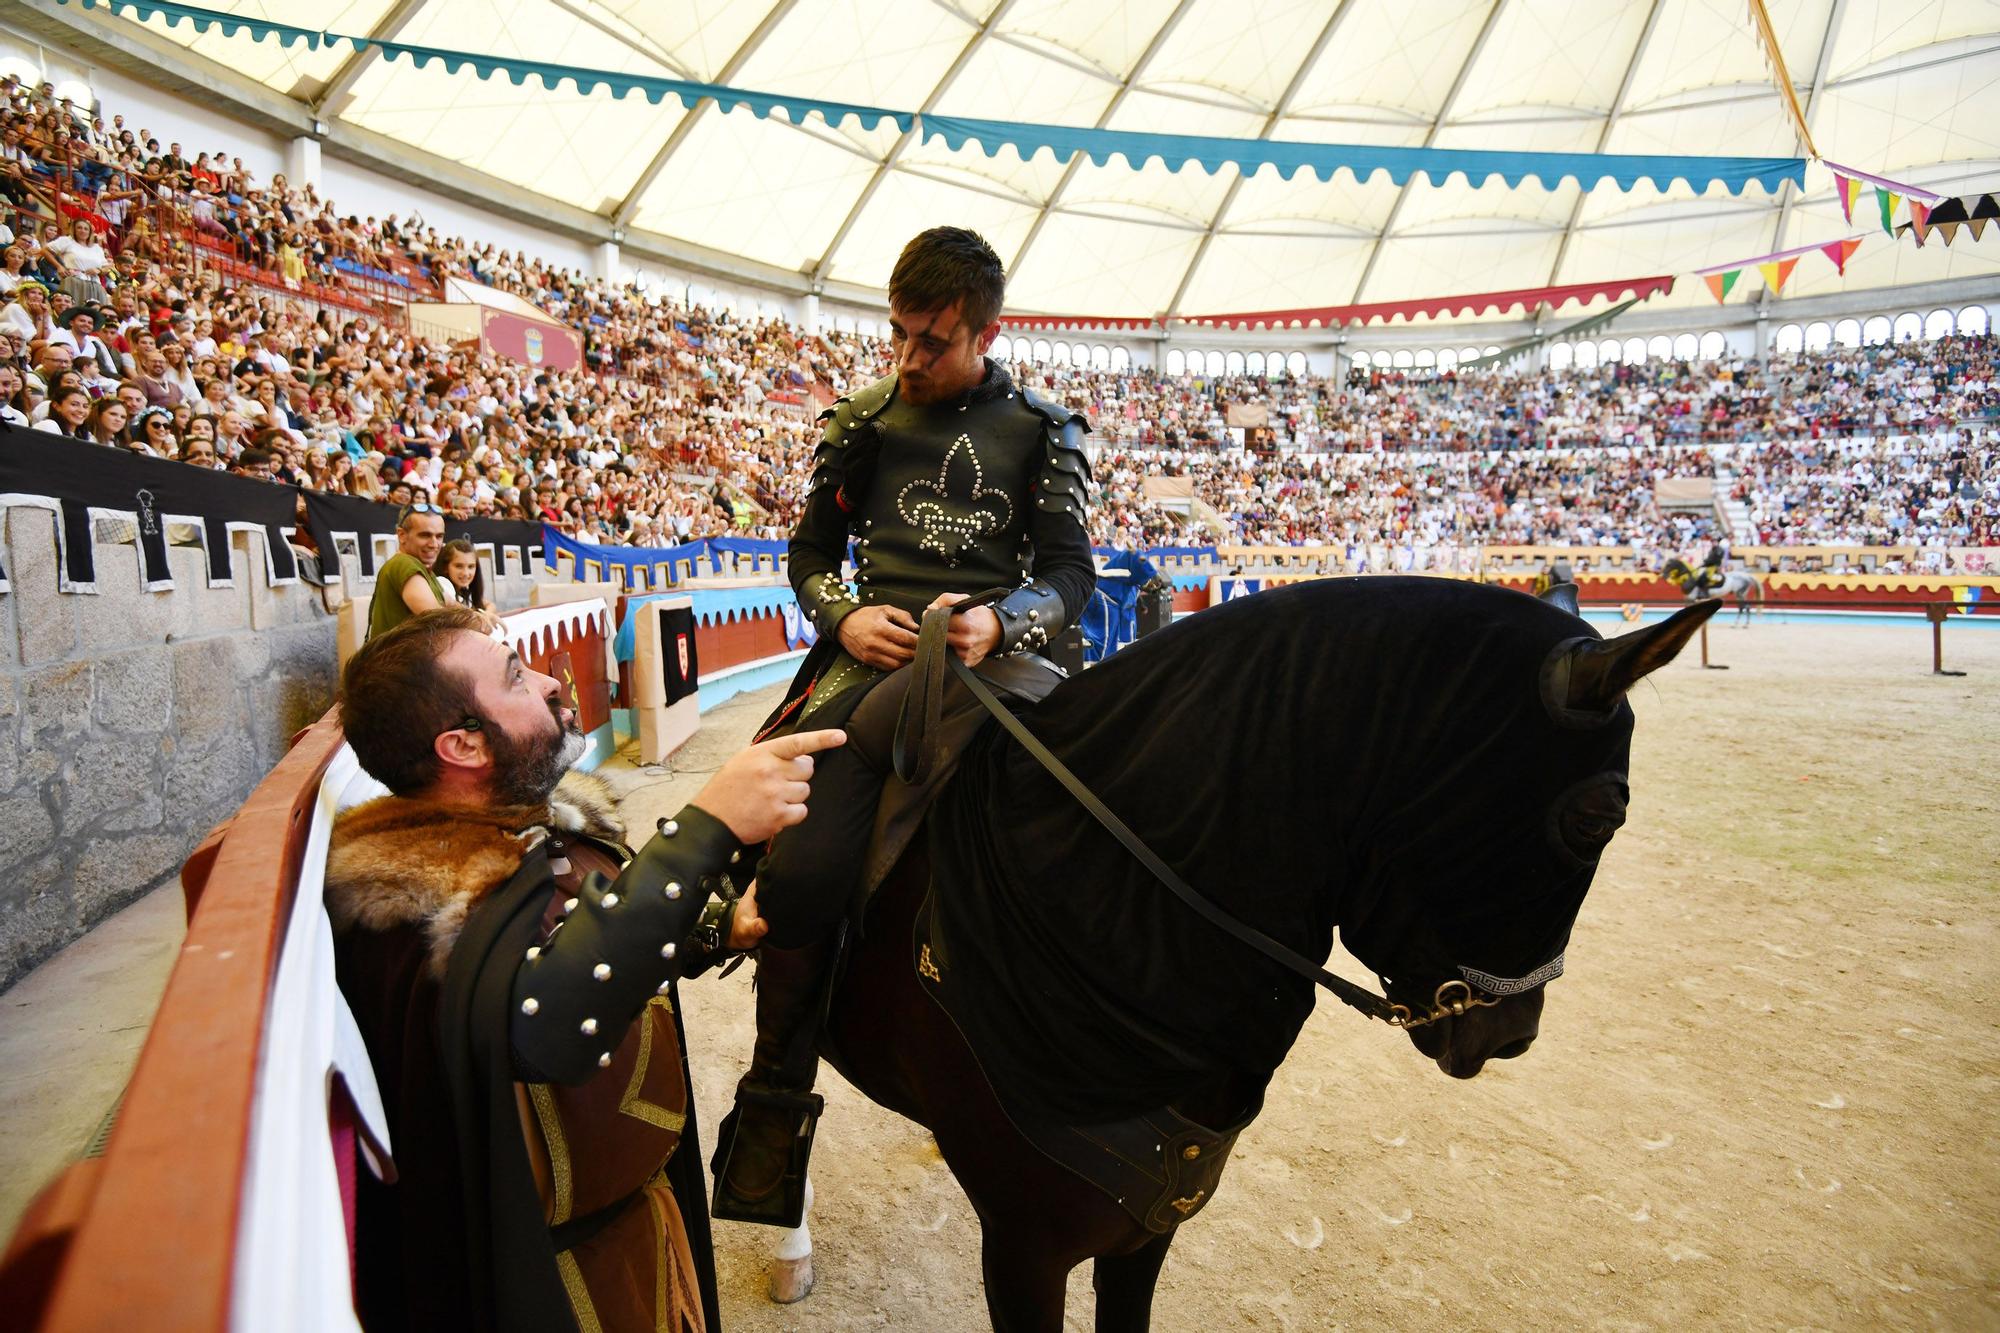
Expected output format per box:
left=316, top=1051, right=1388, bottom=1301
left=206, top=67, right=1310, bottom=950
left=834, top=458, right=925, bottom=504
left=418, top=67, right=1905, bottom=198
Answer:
left=992, top=578, right=1067, bottom=656
left=510, top=806, right=743, bottom=1085
left=798, top=569, right=864, bottom=639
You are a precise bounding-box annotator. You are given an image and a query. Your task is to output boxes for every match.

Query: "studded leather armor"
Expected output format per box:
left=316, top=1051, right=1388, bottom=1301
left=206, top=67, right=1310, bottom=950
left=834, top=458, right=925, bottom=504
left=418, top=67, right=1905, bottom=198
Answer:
left=789, top=362, right=1094, bottom=658
left=510, top=806, right=743, bottom=1085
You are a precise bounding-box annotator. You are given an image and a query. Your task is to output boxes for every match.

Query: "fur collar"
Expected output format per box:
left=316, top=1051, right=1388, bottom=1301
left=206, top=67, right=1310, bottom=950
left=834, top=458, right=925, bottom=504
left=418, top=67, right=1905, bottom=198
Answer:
left=325, top=770, right=625, bottom=976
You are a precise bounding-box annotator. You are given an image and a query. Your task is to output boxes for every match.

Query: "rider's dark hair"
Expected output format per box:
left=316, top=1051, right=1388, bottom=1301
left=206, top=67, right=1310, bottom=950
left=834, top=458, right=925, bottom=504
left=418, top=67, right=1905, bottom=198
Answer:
left=888, top=227, right=1005, bottom=332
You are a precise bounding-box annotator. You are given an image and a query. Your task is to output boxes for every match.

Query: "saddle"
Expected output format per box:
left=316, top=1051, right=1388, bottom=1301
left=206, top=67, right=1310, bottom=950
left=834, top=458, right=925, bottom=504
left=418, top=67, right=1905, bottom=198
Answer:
left=855, top=592, right=1065, bottom=901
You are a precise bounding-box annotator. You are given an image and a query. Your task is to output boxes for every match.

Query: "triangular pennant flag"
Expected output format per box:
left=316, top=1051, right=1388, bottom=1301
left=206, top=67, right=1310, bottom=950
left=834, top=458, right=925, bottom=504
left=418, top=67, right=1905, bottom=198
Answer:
left=1818, top=238, right=1861, bottom=273
left=1703, top=270, right=1741, bottom=303
left=1970, top=216, right=1990, bottom=242
left=1836, top=174, right=1860, bottom=222
left=1911, top=200, right=1934, bottom=244
left=1876, top=187, right=1901, bottom=235
left=1757, top=257, right=1799, bottom=294
left=1937, top=221, right=1962, bottom=245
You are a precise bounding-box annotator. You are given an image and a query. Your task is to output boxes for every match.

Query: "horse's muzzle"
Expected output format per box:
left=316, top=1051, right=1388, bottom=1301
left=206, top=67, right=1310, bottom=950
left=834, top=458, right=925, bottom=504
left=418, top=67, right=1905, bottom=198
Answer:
left=1404, top=990, right=1544, bottom=1079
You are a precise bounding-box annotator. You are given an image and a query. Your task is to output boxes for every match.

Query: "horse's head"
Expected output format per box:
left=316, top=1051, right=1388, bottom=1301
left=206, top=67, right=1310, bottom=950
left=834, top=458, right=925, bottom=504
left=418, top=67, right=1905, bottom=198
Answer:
left=1339, top=589, right=1720, bottom=1080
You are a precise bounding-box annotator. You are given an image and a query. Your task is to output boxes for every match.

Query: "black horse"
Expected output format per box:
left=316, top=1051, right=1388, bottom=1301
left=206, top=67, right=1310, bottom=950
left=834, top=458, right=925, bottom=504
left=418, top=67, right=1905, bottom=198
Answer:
left=807, top=577, right=1717, bottom=1331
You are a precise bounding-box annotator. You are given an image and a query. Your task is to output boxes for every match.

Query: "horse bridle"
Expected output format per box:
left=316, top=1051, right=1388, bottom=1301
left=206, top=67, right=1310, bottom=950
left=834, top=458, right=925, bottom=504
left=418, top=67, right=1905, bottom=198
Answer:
left=897, top=597, right=1502, bottom=1032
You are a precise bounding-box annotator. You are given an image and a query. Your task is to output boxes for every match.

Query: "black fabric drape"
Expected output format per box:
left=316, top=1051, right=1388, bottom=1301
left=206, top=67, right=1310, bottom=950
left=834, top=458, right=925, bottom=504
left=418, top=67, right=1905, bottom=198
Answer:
left=659, top=604, right=700, bottom=706
left=0, top=423, right=300, bottom=591
left=925, top=577, right=1634, bottom=1125
left=435, top=844, right=722, bottom=1333
left=301, top=490, right=541, bottom=579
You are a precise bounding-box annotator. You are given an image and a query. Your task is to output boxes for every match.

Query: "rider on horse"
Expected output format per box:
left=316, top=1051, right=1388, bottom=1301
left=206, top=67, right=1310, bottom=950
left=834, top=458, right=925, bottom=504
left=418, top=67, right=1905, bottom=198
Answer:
left=708, top=227, right=1096, bottom=1226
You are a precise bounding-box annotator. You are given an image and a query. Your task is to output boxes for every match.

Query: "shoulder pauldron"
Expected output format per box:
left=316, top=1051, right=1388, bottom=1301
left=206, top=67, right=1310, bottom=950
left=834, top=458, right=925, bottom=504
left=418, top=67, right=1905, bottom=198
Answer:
left=818, top=371, right=899, bottom=450
left=1020, top=384, right=1091, bottom=527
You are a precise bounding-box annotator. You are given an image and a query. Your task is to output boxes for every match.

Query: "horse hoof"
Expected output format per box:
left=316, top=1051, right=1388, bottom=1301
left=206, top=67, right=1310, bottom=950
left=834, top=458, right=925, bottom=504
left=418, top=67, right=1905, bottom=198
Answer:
left=769, top=1255, right=814, bottom=1304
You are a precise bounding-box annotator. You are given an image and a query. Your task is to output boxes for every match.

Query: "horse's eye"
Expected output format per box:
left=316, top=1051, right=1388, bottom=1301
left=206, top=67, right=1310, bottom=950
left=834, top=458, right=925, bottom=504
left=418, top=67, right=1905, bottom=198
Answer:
left=1551, top=778, right=1628, bottom=863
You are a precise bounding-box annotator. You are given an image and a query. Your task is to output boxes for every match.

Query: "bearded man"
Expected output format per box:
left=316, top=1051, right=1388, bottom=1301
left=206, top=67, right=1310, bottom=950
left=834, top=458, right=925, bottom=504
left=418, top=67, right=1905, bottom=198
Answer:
left=328, top=606, right=844, bottom=1331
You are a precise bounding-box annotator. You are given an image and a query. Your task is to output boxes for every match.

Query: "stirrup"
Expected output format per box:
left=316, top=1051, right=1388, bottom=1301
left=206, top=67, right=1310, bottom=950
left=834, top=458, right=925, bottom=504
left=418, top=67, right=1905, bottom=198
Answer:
left=710, top=1088, right=824, bottom=1228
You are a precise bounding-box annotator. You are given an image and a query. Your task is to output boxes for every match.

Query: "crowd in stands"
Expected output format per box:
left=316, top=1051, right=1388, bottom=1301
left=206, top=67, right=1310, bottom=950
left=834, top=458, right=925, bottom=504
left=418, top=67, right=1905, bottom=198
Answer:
left=0, top=74, right=1992, bottom=565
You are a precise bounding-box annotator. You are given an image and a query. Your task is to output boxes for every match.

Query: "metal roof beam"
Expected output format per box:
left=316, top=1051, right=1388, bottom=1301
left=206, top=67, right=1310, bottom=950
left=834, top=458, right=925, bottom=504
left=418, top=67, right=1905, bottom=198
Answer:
left=809, top=0, right=1022, bottom=284
left=1760, top=0, right=1849, bottom=317
left=1005, top=0, right=1201, bottom=282
left=610, top=0, right=799, bottom=228
left=1160, top=0, right=1362, bottom=321
left=312, top=0, right=431, bottom=119
left=1542, top=0, right=1668, bottom=292
left=1344, top=0, right=1513, bottom=307
left=542, top=0, right=698, bottom=81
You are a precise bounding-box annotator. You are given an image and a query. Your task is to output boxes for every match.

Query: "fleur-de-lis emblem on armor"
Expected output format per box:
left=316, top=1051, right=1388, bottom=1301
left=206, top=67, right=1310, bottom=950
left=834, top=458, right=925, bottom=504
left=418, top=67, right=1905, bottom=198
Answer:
left=896, top=434, right=1014, bottom=566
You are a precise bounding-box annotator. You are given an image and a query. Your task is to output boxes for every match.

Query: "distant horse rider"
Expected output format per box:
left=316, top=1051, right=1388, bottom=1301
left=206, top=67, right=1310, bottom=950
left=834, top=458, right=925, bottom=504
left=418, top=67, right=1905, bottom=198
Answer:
left=707, top=226, right=1096, bottom=1226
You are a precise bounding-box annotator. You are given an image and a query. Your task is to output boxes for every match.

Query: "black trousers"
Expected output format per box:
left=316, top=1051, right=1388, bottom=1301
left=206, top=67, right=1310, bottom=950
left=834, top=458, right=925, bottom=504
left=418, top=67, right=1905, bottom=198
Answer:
left=755, top=666, right=904, bottom=949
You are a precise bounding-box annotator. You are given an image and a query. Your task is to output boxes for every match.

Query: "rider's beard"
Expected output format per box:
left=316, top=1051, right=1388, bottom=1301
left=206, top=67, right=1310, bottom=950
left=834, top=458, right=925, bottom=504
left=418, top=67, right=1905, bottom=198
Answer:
left=485, top=697, right=587, bottom=807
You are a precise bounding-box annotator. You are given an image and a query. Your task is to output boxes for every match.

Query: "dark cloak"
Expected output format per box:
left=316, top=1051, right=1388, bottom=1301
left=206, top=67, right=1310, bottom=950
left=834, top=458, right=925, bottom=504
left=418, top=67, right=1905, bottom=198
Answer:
left=926, top=577, right=1634, bottom=1125
left=426, top=843, right=722, bottom=1333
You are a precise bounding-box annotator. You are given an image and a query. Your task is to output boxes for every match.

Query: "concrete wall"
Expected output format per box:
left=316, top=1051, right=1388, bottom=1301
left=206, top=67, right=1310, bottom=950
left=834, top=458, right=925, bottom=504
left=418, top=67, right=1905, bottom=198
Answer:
left=0, top=510, right=549, bottom=991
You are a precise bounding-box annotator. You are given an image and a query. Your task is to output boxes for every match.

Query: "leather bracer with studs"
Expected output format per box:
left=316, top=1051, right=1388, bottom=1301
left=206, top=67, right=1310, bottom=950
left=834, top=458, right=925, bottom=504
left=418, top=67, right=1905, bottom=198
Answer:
left=992, top=578, right=1067, bottom=657
left=509, top=806, right=741, bottom=1085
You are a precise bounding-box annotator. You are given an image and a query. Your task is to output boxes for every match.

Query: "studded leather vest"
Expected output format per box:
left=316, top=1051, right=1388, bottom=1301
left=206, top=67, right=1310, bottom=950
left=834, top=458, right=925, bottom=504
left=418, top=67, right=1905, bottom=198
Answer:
left=848, top=382, right=1046, bottom=615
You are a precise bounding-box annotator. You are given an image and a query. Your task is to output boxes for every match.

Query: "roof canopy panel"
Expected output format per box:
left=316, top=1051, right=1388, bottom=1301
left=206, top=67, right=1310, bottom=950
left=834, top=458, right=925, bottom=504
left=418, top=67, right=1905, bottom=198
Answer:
left=70, top=0, right=2000, bottom=321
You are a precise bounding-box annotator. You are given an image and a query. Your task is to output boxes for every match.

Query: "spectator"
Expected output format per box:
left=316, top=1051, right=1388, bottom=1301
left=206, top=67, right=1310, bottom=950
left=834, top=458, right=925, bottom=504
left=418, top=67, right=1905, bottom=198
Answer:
left=366, top=503, right=448, bottom=639
left=34, top=383, right=89, bottom=436
left=80, top=396, right=128, bottom=447
left=130, top=404, right=177, bottom=456
left=433, top=536, right=495, bottom=615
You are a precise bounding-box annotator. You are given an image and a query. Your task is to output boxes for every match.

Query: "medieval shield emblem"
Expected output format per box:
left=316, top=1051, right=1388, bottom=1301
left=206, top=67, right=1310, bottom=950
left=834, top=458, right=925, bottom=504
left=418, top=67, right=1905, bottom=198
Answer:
left=676, top=632, right=691, bottom=681
left=524, top=326, right=544, bottom=365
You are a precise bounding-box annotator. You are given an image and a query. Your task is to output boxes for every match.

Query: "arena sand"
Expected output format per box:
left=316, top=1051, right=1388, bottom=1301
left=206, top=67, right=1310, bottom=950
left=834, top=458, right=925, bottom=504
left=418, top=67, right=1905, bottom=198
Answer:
left=607, top=618, right=2000, bottom=1331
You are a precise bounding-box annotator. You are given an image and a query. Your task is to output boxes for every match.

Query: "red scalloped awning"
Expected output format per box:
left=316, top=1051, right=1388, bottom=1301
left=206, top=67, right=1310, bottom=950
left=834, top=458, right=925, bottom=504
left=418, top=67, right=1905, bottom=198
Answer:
left=999, top=314, right=1159, bottom=332
left=1178, top=274, right=1677, bottom=331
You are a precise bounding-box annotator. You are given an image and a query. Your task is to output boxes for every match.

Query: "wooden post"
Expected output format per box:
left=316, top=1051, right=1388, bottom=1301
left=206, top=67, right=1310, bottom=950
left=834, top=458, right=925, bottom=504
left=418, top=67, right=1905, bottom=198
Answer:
left=1927, top=602, right=1967, bottom=677
left=1701, top=620, right=1729, bottom=670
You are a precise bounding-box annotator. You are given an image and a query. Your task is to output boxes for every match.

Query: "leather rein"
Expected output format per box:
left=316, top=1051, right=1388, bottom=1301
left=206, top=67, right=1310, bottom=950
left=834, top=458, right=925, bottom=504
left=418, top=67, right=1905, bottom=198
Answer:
left=893, top=596, right=1496, bottom=1032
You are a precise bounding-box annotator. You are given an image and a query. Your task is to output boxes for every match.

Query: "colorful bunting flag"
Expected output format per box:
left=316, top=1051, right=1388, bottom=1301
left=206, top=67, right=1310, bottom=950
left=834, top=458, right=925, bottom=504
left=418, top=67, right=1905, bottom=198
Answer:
left=1757, top=257, right=1799, bottom=294
left=1836, top=173, right=1862, bottom=222
left=1908, top=200, right=1932, bottom=246
left=1818, top=237, right=1861, bottom=273
left=1704, top=270, right=1741, bottom=303
left=1876, top=187, right=1901, bottom=235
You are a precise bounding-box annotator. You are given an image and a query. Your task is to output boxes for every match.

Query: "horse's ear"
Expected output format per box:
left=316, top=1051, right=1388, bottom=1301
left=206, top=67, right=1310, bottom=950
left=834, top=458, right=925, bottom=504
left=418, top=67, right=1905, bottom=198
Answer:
left=1537, top=581, right=1580, bottom=617
left=1543, top=601, right=1721, bottom=725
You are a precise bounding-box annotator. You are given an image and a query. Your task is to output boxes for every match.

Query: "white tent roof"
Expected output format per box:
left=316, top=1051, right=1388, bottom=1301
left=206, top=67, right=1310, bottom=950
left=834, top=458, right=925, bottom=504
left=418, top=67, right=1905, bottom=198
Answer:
left=93, top=0, right=2000, bottom=318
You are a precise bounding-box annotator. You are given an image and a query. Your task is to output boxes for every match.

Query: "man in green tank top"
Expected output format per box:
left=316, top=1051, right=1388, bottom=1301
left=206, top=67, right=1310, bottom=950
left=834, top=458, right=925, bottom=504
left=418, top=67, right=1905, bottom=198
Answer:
left=367, top=504, right=449, bottom=640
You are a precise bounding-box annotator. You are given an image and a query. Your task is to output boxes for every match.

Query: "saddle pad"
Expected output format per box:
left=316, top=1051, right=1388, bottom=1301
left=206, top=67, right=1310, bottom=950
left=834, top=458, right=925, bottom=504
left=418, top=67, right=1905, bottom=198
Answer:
left=914, top=886, right=1255, bottom=1234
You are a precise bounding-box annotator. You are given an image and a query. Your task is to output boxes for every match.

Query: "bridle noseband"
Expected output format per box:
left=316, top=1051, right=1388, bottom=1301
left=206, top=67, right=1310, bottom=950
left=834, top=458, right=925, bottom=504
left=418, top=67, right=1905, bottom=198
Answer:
left=1386, top=979, right=1501, bottom=1030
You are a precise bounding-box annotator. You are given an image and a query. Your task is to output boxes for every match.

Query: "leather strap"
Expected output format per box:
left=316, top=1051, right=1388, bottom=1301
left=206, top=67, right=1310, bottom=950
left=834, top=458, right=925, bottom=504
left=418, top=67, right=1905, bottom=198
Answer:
left=892, top=588, right=1011, bottom=786
left=931, top=603, right=1400, bottom=1025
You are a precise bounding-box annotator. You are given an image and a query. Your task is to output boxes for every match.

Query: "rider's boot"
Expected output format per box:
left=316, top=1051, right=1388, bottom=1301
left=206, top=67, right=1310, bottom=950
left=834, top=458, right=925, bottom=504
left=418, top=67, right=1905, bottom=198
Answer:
left=710, top=933, right=838, bottom=1227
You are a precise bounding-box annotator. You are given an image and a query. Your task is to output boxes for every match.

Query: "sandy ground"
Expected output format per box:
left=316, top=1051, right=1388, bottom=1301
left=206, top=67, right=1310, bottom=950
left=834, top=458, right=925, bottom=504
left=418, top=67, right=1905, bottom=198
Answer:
left=602, top=617, right=2000, bottom=1332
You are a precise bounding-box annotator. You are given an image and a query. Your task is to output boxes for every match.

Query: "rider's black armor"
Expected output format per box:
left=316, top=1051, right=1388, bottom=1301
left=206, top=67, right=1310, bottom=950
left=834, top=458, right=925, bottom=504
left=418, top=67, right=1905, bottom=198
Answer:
left=789, top=362, right=1094, bottom=661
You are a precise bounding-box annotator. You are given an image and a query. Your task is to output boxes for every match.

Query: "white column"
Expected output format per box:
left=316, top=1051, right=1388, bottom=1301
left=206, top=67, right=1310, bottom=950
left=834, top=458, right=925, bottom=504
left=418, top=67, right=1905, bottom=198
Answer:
left=594, top=240, right=621, bottom=283
left=802, top=291, right=822, bottom=334
left=1753, top=313, right=1770, bottom=362
left=285, top=135, right=321, bottom=192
